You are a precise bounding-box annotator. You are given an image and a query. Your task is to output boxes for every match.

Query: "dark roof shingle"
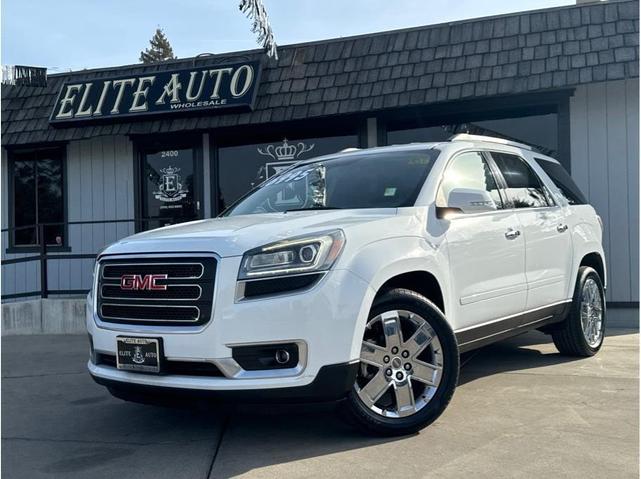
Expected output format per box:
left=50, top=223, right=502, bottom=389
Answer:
left=2, top=0, right=639, bottom=146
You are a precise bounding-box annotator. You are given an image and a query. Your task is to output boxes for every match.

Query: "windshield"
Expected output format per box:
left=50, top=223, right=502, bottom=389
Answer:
left=224, top=148, right=440, bottom=216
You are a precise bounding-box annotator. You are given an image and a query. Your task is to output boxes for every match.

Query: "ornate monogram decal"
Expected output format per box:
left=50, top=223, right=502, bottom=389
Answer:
left=132, top=346, right=145, bottom=364
left=154, top=165, right=189, bottom=202
left=257, top=138, right=315, bottom=178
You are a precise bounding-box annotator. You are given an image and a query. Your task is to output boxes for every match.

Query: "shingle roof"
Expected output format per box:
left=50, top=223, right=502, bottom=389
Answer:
left=2, top=0, right=639, bottom=146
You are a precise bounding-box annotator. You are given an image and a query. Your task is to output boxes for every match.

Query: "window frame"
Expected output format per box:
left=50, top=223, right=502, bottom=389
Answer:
left=6, top=145, right=69, bottom=253
left=133, top=133, right=204, bottom=233
left=483, top=150, right=558, bottom=210
left=533, top=157, right=587, bottom=206
left=435, top=149, right=508, bottom=215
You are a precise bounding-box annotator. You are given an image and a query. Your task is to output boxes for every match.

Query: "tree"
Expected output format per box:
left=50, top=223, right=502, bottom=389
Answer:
left=139, top=28, right=177, bottom=64
left=239, top=0, right=278, bottom=59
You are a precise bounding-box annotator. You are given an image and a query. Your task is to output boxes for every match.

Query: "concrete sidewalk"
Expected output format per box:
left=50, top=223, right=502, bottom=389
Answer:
left=2, top=328, right=638, bottom=478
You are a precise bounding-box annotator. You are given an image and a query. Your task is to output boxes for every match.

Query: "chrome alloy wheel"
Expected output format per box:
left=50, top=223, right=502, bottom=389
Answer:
left=580, top=277, right=604, bottom=348
left=356, top=310, right=443, bottom=418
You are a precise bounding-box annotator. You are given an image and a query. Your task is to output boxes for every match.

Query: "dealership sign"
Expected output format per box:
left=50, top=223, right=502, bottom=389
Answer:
left=49, top=61, right=261, bottom=124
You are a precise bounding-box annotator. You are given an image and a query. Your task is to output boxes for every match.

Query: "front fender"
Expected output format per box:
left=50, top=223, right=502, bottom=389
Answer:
left=342, top=236, right=451, bottom=359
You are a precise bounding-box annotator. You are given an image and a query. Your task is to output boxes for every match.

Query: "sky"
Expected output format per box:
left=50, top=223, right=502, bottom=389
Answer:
left=1, top=0, right=575, bottom=72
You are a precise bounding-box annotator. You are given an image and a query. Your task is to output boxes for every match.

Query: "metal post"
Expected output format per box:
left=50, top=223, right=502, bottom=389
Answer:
left=39, top=224, right=48, bottom=299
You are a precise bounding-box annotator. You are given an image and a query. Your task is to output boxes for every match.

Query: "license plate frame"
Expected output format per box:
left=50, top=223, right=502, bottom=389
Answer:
left=116, top=337, right=162, bottom=373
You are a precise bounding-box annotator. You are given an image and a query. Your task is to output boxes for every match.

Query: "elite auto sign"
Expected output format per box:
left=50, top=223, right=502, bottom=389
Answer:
left=49, top=60, right=261, bottom=124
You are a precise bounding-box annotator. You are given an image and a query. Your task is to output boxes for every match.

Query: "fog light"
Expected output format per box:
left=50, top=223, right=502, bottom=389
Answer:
left=232, top=343, right=299, bottom=370
left=275, top=349, right=290, bottom=364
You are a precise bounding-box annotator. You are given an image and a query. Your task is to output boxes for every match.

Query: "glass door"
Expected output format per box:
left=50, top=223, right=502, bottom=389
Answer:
left=139, top=140, right=202, bottom=231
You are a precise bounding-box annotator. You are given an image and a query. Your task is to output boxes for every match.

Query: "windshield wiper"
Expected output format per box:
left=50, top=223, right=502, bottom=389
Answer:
left=284, top=206, right=341, bottom=212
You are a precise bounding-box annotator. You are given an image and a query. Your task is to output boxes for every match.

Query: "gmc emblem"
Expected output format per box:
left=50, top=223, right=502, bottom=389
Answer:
left=120, top=274, right=168, bottom=291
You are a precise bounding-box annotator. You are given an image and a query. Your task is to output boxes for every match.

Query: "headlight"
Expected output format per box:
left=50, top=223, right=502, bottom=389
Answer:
left=89, top=262, right=99, bottom=301
left=238, top=230, right=346, bottom=279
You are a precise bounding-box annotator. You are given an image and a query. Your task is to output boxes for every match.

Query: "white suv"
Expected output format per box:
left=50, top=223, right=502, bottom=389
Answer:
left=87, top=134, right=606, bottom=435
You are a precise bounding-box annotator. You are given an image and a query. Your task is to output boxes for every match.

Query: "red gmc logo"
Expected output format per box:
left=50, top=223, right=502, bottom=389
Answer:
left=120, top=274, right=168, bottom=291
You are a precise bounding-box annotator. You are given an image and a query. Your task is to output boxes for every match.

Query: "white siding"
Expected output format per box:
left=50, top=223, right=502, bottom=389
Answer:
left=1, top=136, right=135, bottom=299
left=66, top=136, right=135, bottom=289
left=570, top=78, right=640, bottom=303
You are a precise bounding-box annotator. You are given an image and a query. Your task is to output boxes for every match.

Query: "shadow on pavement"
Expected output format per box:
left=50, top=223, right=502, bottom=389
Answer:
left=203, top=329, right=638, bottom=477
left=211, top=402, right=404, bottom=477
left=3, top=329, right=636, bottom=478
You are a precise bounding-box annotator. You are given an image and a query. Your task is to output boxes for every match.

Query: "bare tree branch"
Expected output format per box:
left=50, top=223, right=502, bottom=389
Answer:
left=239, top=0, right=278, bottom=60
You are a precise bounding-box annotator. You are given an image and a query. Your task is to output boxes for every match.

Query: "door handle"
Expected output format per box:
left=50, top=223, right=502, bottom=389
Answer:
left=505, top=228, right=521, bottom=240
left=557, top=223, right=568, bottom=233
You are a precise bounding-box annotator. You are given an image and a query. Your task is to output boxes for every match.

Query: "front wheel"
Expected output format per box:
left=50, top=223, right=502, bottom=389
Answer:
left=342, top=288, right=459, bottom=436
left=552, top=266, right=606, bottom=357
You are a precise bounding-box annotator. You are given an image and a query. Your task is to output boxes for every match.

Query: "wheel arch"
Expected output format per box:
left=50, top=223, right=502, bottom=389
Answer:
left=579, top=252, right=606, bottom=287
left=374, top=271, right=445, bottom=315
left=345, top=237, right=451, bottom=361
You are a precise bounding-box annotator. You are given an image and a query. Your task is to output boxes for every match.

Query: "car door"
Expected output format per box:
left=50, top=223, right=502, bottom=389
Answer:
left=488, top=151, right=573, bottom=311
left=438, top=151, right=527, bottom=331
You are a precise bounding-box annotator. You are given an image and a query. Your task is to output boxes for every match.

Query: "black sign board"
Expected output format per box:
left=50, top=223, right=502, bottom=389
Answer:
left=49, top=60, right=261, bottom=124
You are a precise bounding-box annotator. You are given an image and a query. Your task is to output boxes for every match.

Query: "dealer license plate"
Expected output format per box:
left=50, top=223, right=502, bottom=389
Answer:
left=116, top=337, right=161, bottom=373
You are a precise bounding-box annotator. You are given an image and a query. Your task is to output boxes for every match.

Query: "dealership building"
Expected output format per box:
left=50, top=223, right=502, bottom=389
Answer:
left=1, top=0, right=638, bottom=308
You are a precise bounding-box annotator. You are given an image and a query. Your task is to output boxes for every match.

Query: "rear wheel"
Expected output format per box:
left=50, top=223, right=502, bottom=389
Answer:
left=342, top=288, right=459, bottom=436
left=552, top=266, right=606, bottom=357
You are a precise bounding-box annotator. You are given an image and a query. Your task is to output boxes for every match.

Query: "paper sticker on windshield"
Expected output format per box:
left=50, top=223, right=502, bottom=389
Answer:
left=384, top=187, right=397, bottom=197
left=264, top=166, right=313, bottom=186
left=409, top=157, right=430, bottom=165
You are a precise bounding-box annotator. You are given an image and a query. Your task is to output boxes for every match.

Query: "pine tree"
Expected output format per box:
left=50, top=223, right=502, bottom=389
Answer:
left=139, top=28, right=177, bottom=64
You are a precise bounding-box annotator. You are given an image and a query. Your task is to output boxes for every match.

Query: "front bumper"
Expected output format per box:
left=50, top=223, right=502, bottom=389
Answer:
left=88, top=255, right=374, bottom=394
left=92, top=361, right=360, bottom=404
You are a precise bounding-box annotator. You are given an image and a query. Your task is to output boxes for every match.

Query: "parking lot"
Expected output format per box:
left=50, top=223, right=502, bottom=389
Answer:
left=2, top=325, right=638, bottom=479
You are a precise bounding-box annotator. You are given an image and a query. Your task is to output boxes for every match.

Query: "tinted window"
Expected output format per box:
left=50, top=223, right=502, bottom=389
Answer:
left=534, top=158, right=587, bottom=205
left=141, top=146, right=198, bottom=230
left=386, top=113, right=559, bottom=157
left=11, top=149, right=65, bottom=246
left=225, top=149, right=440, bottom=216
left=490, top=152, right=550, bottom=209
left=436, top=152, right=504, bottom=209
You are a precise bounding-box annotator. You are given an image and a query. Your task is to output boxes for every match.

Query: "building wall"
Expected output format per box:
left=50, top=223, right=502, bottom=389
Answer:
left=2, top=83, right=639, bottom=305
left=570, top=78, right=639, bottom=303
left=1, top=136, right=136, bottom=298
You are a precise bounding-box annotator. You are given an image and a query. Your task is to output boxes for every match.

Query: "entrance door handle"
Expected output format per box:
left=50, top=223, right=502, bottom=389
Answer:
left=505, top=228, right=521, bottom=240
left=557, top=223, right=568, bottom=233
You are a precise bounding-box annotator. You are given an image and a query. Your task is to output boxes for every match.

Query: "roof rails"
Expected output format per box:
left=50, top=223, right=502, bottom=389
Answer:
left=449, top=133, right=533, bottom=151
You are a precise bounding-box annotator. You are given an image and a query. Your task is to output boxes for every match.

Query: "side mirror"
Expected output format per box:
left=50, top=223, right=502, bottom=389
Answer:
left=441, top=188, right=497, bottom=216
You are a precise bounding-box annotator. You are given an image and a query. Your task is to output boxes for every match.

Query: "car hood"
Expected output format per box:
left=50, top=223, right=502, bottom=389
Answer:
left=100, top=209, right=399, bottom=258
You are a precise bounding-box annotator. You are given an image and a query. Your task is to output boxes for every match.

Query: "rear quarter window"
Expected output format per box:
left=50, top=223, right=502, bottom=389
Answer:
left=534, top=158, right=587, bottom=205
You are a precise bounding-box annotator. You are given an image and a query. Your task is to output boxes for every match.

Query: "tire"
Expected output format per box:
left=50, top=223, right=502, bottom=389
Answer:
left=552, top=266, right=606, bottom=357
left=341, top=288, right=459, bottom=436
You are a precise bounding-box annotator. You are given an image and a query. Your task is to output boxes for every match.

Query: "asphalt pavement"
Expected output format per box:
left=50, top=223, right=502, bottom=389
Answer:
left=2, top=325, right=638, bottom=479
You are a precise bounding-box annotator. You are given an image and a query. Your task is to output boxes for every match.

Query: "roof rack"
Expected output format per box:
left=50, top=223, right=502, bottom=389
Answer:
left=449, top=133, right=533, bottom=151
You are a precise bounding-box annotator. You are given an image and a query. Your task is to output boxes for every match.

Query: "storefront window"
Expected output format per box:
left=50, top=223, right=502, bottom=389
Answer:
left=387, top=113, right=558, bottom=156
left=10, top=148, right=65, bottom=247
left=140, top=145, right=199, bottom=230
left=387, top=126, right=452, bottom=145
left=217, top=135, right=358, bottom=212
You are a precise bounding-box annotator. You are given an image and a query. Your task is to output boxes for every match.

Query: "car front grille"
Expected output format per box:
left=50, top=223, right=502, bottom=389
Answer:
left=96, top=257, right=216, bottom=326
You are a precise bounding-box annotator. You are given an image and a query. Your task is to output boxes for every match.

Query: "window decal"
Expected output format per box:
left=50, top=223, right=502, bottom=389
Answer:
left=257, top=138, right=315, bottom=178
left=153, top=165, right=189, bottom=203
